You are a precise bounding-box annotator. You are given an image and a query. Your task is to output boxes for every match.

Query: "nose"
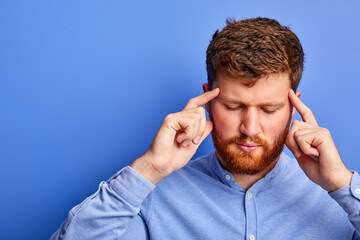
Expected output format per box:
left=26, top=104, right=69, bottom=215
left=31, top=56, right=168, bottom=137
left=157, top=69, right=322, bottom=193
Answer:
left=239, top=108, right=262, bottom=137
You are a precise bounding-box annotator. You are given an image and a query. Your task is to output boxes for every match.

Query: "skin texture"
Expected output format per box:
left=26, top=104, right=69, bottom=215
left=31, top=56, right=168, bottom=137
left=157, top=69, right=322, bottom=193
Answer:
left=204, top=72, right=294, bottom=189
left=131, top=88, right=220, bottom=184
left=286, top=89, right=352, bottom=192
left=131, top=72, right=352, bottom=192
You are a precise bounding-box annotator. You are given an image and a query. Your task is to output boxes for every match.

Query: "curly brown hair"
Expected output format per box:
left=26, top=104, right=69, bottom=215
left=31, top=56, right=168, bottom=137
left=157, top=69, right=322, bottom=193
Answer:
left=206, top=17, right=304, bottom=90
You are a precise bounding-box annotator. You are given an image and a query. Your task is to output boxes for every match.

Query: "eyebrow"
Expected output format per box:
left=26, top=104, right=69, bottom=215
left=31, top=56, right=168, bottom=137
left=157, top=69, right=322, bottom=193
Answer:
left=219, top=96, right=285, bottom=107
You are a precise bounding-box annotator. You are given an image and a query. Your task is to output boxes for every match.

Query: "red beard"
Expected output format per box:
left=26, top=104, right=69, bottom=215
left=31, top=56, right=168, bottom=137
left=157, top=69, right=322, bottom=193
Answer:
left=211, top=118, right=290, bottom=175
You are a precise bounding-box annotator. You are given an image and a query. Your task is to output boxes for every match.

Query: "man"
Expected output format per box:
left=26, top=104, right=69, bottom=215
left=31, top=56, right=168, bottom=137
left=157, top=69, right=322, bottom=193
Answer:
left=51, top=18, right=360, bottom=239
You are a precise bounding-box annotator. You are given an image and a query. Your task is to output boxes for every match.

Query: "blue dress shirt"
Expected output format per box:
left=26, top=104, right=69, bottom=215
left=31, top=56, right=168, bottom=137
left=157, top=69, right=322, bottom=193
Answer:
left=51, top=152, right=360, bottom=239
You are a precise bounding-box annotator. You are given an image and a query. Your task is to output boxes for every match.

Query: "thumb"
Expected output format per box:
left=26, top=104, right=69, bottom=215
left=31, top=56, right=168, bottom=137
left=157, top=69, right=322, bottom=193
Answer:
left=198, top=120, right=213, bottom=145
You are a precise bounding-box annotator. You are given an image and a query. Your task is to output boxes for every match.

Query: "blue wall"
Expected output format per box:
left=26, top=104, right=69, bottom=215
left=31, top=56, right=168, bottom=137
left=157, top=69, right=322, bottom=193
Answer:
left=1, top=1, right=360, bottom=239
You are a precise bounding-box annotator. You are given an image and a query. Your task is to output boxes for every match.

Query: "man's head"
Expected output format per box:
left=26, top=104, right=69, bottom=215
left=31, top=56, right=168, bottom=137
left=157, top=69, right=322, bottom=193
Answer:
left=206, top=17, right=304, bottom=91
left=204, top=17, right=304, bottom=175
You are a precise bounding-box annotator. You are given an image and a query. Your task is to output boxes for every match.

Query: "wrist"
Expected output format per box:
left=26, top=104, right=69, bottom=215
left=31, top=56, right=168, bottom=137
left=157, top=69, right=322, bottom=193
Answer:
left=130, top=153, right=167, bottom=185
left=327, top=169, right=353, bottom=192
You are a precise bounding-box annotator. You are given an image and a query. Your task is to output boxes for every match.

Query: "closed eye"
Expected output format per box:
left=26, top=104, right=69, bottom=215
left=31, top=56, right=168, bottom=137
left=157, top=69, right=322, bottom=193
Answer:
left=225, top=105, right=244, bottom=111
left=261, top=108, right=278, bottom=114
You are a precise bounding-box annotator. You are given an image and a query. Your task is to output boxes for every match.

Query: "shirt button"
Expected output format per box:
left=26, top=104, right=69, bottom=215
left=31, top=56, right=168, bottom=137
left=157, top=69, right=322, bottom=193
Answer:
left=225, top=174, right=231, bottom=180
left=249, top=235, right=255, bottom=240
left=248, top=192, right=253, bottom=199
left=355, top=188, right=360, bottom=194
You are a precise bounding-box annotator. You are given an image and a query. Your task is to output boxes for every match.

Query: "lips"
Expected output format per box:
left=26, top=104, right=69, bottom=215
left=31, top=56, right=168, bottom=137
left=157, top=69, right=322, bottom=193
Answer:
left=236, top=142, right=262, bottom=152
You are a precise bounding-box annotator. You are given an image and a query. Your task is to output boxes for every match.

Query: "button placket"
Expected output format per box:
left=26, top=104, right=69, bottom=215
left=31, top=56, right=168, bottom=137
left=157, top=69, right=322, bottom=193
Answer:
left=245, top=190, right=257, bottom=240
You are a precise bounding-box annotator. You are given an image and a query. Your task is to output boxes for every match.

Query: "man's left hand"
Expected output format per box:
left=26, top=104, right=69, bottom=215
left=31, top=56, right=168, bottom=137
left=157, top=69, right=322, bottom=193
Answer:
left=285, top=89, right=353, bottom=192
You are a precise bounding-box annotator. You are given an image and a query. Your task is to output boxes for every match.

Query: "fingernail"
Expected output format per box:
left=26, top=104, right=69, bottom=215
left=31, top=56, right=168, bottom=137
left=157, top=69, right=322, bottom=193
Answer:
left=177, top=135, right=184, bottom=143
left=182, top=140, right=191, bottom=147
left=193, top=136, right=201, bottom=144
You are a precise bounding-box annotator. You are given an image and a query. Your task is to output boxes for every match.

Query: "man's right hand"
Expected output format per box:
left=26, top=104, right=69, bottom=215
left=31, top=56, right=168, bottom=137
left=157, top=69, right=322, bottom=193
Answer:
left=130, top=88, right=220, bottom=184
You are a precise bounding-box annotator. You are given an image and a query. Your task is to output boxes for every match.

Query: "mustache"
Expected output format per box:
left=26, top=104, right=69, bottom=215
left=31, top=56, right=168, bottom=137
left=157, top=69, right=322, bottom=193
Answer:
left=224, top=135, right=268, bottom=146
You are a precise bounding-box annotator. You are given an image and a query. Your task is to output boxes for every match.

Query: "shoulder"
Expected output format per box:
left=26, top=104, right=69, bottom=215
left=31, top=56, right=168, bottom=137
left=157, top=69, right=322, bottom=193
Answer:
left=276, top=153, right=334, bottom=199
left=161, top=151, right=217, bottom=185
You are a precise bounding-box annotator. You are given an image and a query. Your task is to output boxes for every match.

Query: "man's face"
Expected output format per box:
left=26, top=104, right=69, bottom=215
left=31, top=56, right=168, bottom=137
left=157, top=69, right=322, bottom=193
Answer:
left=205, top=72, right=295, bottom=175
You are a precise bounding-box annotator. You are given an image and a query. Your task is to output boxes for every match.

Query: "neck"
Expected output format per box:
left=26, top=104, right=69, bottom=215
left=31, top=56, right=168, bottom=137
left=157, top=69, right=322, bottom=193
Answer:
left=215, top=151, right=280, bottom=191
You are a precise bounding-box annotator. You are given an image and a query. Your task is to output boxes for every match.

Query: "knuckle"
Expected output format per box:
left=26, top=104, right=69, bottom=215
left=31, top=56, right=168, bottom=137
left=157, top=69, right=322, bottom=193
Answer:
left=164, top=113, right=178, bottom=126
left=288, top=123, right=296, bottom=132
left=297, top=135, right=304, bottom=142
left=197, top=106, right=205, bottom=114
left=183, top=119, right=196, bottom=132
left=290, top=121, right=300, bottom=130
left=188, top=98, right=196, bottom=106
left=293, top=130, right=299, bottom=137
left=199, top=127, right=205, bottom=134
left=320, top=127, right=331, bottom=136
left=192, top=109, right=204, bottom=121
left=293, top=131, right=303, bottom=141
left=194, top=112, right=202, bottom=121
left=292, top=120, right=301, bottom=126
left=301, top=148, right=311, bottom=155
left=164, top=113, right=174, bottom=122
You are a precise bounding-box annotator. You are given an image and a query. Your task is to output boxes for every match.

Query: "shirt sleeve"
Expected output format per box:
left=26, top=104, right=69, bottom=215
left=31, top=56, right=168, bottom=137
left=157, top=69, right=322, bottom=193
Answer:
left=50, top=166, right=155, bottom=240
left=329, top=171, right=360, bottom=238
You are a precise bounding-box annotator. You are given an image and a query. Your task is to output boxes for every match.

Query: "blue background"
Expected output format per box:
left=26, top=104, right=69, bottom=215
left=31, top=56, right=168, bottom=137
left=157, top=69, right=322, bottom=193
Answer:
left=1, top=1, right=359, bottom=239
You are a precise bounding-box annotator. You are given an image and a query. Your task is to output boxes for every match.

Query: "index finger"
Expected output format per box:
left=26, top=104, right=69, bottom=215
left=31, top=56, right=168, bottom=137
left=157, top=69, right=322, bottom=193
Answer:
left=289, top=89, right=318, bottom=126
left=184, top=88, right=220, bottom=110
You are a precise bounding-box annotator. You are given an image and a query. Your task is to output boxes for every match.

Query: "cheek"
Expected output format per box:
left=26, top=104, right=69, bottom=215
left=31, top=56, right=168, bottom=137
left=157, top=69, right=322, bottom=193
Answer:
left=210, top=104, right=239, bottom=132
left=263, top=111, right=290, bottom=138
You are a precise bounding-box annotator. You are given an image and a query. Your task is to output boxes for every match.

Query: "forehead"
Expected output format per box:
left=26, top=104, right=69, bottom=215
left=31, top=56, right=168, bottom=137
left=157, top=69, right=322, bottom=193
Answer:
left=214, top=72, right=291, bottom=104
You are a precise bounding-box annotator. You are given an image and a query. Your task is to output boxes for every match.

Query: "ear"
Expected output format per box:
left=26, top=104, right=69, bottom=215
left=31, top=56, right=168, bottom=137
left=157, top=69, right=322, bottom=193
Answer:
left=291, top=90, right=301, bottom=119
left=202, top=83, right=210, bottom=112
